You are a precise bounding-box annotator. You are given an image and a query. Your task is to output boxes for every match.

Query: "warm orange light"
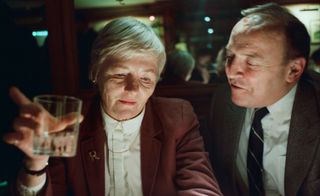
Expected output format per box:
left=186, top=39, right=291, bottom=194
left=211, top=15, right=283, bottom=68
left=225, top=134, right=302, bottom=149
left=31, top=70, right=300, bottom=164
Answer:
left=149, top=16, right=155, bottom=21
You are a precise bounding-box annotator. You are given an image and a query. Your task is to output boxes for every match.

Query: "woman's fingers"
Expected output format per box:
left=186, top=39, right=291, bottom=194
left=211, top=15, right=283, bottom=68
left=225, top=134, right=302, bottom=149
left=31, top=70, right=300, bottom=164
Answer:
left=10, top=86, right=45, bottom=122
left=49, top=113, right=84, bottom=133
left=19, top=104, right=43, bottom=119
left=3, top=131, right=23, bottom=146
left=3, top=128, right=33, bottom=154
left=9, top=86, right=32, bottom=106
left=13, top=117, right=40, bottom=134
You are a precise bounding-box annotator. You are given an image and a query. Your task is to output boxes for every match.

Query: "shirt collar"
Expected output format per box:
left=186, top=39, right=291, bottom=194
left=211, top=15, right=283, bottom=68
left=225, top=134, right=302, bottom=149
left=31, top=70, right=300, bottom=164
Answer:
left=101, top=107, right=145, bottom=135
left=267, top=84, right=297, bottom=117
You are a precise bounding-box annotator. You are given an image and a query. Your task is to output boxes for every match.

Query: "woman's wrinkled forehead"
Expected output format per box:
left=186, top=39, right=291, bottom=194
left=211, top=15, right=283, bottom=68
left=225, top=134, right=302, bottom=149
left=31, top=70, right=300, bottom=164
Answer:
left=98, top=53, right=160, bottom=74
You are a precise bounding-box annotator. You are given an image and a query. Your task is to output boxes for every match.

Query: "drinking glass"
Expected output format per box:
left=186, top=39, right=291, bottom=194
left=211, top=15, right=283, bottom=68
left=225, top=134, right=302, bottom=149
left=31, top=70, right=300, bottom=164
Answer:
left=33, top=95, right=82, bottom=157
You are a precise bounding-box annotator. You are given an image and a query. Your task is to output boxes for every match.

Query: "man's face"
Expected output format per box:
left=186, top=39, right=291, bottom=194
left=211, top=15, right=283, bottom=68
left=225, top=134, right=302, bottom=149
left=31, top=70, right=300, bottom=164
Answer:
left=225, top=17, right=294, bottom=108
left=97, top=55, right=158, bottom=120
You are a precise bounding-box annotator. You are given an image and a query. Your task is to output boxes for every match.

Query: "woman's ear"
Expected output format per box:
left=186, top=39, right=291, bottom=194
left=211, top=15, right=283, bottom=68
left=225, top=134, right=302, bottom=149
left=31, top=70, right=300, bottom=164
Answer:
left=286, top=57, right=306, bottom=83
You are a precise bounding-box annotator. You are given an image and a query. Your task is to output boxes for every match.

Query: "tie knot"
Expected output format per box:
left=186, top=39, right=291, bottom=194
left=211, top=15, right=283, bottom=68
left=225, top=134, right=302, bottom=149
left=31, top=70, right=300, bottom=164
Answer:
left=254, top=107, right=269, bottom=121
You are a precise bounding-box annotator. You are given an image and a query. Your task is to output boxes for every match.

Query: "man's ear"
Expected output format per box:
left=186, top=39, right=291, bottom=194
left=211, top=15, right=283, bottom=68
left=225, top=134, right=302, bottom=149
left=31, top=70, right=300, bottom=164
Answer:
left=286, top=57, right=306, bottom=83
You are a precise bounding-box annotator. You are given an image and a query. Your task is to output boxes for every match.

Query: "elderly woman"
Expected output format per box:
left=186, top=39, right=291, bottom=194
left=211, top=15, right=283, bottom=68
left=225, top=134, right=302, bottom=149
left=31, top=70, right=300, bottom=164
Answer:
left=4, top=17, right=222, bottom=196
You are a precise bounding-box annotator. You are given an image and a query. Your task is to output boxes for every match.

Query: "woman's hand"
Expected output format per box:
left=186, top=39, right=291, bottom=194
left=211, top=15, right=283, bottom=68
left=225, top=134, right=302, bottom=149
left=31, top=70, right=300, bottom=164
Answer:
left=3, top=87, right=83, bottom=167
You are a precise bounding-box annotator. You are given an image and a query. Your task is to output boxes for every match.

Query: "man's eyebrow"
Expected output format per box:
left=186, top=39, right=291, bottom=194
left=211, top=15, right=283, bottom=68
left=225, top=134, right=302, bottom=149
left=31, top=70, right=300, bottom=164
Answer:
left=245, top=52, right=263, bottom=59
left=227, top=45, right=263, bottom=59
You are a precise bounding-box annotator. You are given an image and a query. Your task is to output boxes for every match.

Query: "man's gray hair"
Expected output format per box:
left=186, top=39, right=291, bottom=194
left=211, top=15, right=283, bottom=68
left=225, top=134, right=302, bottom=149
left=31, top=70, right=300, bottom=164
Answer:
left=240, top=3, right=310, bottom=65
left=89, top=16, right=166, bottom=83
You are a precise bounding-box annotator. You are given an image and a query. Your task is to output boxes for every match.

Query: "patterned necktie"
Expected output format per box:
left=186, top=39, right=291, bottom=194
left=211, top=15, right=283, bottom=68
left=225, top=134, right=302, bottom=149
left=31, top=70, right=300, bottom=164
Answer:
left=247, top=107, right=269, bottom=196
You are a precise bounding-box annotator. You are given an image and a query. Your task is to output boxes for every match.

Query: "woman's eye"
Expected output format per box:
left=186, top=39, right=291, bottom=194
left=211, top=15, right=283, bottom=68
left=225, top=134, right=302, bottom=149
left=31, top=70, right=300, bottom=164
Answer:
left=140, top=77, right=151, bottom=83
left=113, top=74, right=126, bottom=78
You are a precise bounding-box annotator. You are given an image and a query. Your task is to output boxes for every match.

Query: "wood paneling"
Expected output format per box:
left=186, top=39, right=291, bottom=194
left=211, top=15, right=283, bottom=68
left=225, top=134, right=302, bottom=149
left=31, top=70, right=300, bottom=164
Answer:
left=45, top=0, right=79, bottom=95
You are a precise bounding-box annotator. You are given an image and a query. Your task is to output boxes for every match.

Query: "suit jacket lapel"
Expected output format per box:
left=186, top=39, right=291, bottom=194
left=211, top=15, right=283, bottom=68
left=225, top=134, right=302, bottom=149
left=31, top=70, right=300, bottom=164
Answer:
left=80, top=96, right=106, bottom=196
left=225, top=99, right=246, bottom=192
left=140, top=100, right=162, bottom=196
left=213, top=84, right=246, bottom=194
left=285, top=80, right=320, bottom=195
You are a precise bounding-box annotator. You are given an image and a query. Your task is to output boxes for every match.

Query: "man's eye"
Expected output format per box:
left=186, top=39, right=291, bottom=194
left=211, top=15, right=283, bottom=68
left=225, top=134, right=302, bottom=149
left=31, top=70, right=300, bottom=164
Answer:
left=225, top=55, right=234, bottom=65
left=247, top=61, right=261, bottom=70
left=225, top=55, right=233, bottom=61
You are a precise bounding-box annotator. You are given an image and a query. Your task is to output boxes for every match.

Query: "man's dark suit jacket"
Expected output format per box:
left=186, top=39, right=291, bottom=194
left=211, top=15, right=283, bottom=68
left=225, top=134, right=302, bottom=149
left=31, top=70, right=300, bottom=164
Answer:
left=38, top=96, right=222, bottom=196
left=208, top=72, right=320, bottom=196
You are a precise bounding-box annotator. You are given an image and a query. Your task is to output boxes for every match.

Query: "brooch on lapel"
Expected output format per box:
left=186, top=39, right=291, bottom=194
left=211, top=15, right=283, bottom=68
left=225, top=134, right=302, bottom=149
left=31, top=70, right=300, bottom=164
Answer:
left=89, top=150, right=101, bottom=161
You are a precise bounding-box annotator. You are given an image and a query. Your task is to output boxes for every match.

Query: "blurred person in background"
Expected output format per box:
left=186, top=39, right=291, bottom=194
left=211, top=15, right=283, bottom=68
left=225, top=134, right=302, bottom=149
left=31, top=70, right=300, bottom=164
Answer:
left=159, top=49, right=201, bottom=85
left=214, top=46, right=228, bottom=83
left=309, top=48, right=320, bottom=73
left=190, top=48, right=217, bottom=84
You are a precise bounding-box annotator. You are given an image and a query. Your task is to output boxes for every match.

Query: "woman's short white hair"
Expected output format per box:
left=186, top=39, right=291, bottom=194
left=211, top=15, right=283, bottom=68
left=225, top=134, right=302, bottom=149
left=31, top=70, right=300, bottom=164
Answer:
left=89, top=16, right=166, bottom=83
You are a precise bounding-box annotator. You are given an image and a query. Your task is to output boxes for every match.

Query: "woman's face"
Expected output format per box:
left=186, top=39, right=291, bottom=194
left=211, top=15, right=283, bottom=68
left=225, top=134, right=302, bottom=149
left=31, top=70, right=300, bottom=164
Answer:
left=97, top=55, right=158, bottom=120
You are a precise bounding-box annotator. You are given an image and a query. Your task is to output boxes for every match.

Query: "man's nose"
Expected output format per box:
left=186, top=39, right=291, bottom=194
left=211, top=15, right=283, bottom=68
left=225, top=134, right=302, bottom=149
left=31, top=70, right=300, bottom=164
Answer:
left=226, top=57, right=245, bottom=78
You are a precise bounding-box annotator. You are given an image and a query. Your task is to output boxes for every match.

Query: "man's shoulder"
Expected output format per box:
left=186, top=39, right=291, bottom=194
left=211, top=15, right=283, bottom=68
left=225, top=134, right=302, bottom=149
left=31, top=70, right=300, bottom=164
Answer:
left=295, top=72, right=320, bottom=116
left=301, top=71, right=320, bottom=97
left=305, top=70, right=320, bottom=82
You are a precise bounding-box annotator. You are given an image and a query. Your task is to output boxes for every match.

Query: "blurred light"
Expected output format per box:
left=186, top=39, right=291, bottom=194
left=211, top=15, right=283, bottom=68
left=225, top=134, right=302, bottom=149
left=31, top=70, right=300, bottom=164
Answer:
left=207, top=28, right=214, bottom=34
left=149, top=15, right=155, bottom=21
left=0, top=181, right=8, bottom=187
left=32, top=30, right=48, bottom=37
left=204, top=16, right=211, bottom=22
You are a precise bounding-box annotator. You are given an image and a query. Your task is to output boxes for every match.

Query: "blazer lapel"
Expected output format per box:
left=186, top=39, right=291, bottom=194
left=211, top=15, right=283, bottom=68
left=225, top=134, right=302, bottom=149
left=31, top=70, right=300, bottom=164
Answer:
left=80, top=96, right=106, bottom=196
left=285, top=80, right=320, bottom=195
left=140, top=100, right=162, bottom=196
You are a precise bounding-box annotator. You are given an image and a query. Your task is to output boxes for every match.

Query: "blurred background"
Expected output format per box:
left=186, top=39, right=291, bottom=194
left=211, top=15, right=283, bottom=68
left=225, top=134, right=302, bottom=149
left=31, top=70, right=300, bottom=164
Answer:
left=2, top=0, right=319, bottom=92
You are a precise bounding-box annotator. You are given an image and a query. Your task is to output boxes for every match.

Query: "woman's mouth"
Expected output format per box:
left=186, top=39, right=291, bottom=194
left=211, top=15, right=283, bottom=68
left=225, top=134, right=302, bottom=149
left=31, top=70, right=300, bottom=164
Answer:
left=119, top=99, right=136, bottom=105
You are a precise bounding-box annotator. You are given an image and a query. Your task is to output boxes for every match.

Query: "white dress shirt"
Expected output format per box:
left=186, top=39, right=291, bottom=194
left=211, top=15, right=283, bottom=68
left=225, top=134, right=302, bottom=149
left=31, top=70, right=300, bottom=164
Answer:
left=102, top=108, right=144, bottom=196
left=236, top=85, right=297, bottom=196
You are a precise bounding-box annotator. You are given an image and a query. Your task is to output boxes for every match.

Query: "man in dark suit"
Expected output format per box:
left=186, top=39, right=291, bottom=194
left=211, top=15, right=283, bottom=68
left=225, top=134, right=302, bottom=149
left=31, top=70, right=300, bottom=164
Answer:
left=208, top=3, right=320, bottom=196
left=4, top=17, right=222, bottom=195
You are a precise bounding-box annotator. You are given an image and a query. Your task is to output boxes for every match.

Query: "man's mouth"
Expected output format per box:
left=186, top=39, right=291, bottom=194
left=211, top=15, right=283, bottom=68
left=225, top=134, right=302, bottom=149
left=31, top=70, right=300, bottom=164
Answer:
left=229, top=81, right=247, bottom=91
left=231, top=84, right=243, bottom=89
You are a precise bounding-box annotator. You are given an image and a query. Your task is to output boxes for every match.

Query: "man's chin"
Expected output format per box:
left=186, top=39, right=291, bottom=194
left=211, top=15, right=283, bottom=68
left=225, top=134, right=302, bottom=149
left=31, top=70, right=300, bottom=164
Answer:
left=231, top=96, right=251, bottom=108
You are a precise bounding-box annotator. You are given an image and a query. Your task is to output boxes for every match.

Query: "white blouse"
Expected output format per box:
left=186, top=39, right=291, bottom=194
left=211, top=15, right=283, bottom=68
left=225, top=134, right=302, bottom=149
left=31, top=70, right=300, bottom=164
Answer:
left=102, top=108, right=144, bottom=196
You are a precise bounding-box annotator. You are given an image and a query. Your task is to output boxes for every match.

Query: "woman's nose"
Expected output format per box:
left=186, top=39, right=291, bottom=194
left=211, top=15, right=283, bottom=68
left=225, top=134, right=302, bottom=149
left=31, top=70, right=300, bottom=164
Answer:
left=124, top=75, right=139, bottom=91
